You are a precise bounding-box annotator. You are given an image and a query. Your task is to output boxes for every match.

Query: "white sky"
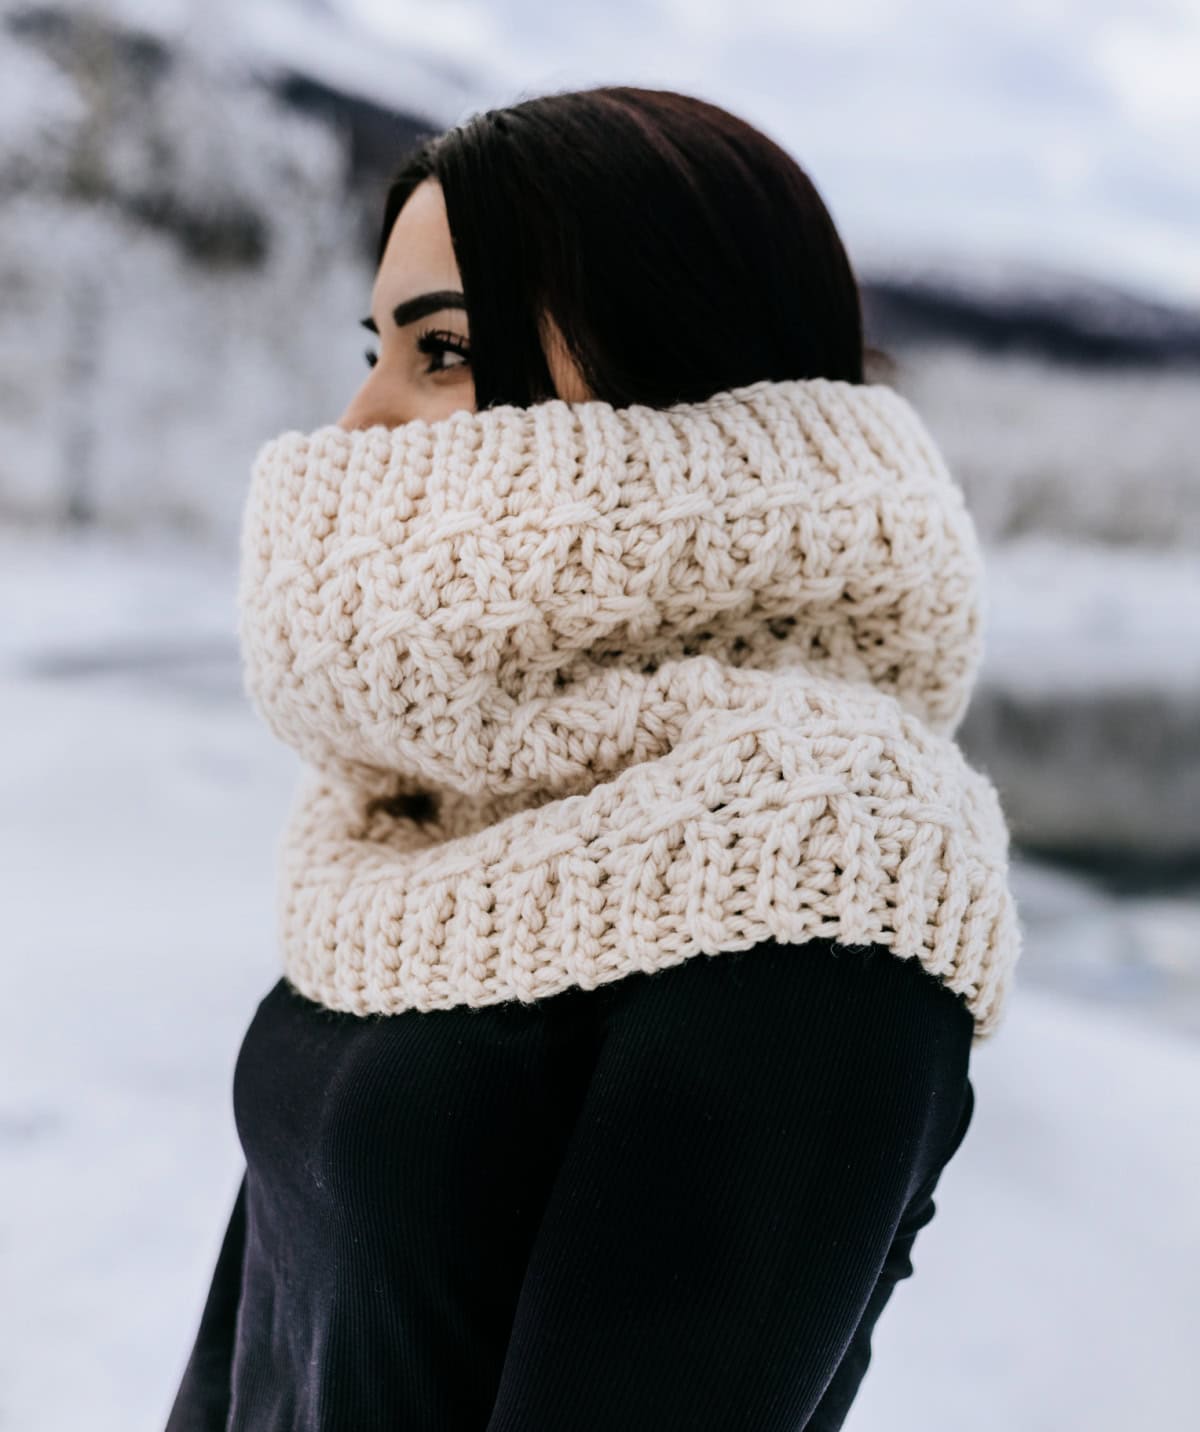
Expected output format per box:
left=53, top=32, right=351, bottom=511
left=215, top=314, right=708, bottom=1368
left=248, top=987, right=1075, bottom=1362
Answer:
left=334, top=0, right=1200, bottom=308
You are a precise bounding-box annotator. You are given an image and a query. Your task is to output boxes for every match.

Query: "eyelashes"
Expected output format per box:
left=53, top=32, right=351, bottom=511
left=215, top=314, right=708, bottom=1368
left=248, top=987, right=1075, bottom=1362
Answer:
left=362, top=326, right=472, bottom=373
left=417, top=327, right=471, bottom=371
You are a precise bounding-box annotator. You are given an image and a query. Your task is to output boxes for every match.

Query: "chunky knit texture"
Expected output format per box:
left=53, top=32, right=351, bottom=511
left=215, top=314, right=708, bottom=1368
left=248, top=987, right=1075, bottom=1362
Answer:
left=237, top=377, right=1021, bottom=1042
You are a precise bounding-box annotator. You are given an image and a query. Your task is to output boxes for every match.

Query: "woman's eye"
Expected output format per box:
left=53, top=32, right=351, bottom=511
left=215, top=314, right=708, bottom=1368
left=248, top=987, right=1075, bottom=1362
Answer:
left=363, top=348, right=378, bottom=369
left=416, top=327, right=471, bottom=374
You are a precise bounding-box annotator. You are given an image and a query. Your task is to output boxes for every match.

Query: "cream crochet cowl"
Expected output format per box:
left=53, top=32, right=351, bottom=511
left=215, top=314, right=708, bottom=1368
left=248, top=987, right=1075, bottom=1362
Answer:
left=238, top=376, right=1021, bottom=1043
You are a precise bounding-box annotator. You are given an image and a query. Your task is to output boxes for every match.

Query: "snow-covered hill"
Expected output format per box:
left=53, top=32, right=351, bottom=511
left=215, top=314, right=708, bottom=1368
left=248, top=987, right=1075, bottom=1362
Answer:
left=334, top=0, right=1200, bottom=310
left=4, top=1, right=1198, bottom=544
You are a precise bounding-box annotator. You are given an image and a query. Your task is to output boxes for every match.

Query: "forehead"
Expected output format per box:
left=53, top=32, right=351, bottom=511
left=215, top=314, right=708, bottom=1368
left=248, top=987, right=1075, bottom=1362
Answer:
left=374, top=179, right=461, bottom=304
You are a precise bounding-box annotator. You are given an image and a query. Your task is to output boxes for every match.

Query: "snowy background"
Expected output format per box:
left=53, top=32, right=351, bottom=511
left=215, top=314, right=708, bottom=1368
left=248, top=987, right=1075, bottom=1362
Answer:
left=1, top=2, right=1198, bottom=1429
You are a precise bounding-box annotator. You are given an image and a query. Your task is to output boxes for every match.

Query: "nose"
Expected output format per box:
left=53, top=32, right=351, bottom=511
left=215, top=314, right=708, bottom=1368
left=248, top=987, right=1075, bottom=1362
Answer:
left=337, top=366, right=416, bottom=430
left=337, top=393, right=398, bottom=432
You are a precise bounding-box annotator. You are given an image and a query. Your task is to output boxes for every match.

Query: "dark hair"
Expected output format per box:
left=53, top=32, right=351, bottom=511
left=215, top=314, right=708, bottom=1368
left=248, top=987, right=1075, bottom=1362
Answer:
left=378, top=86, right=865, bottom=410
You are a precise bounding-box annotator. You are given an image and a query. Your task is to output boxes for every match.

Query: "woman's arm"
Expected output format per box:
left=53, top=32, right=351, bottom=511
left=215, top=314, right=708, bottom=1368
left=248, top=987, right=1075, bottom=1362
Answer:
left=484, top=938, right=975, bottom=1432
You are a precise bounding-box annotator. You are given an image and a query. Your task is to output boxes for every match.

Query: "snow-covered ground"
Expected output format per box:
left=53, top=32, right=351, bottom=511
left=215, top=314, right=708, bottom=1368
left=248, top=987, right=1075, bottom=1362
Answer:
left=1, top=528, right=1197, bottom=1431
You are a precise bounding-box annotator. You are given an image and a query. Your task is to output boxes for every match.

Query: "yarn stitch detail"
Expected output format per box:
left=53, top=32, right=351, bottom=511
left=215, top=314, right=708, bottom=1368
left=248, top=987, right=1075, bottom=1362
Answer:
left=238, top=376, right=1022, bottom=1043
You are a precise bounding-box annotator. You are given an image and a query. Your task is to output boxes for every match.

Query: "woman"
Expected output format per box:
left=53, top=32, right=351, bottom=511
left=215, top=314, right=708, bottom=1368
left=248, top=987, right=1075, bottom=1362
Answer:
left=165, top=86, right=1019, bottom=1431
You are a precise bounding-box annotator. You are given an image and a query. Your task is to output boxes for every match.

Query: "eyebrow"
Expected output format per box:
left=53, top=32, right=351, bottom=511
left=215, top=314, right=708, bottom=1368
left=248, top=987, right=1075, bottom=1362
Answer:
left=360, top=289, right=467, bottom=334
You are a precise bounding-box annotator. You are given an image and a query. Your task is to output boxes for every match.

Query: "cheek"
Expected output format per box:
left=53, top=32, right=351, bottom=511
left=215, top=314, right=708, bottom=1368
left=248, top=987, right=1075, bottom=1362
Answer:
left=341, top=355, right=475, bottom=429
left=425, top=377, right=477, bottom=422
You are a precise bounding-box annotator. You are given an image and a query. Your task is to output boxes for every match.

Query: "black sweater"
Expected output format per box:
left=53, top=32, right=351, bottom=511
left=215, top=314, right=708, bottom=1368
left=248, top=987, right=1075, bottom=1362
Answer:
left=164, top=936, right=975, bottom=1432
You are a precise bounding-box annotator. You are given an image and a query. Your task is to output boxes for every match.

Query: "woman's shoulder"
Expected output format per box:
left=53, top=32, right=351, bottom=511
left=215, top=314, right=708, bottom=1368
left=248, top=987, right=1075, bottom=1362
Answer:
left=588, top=936, right=975, bottom=1086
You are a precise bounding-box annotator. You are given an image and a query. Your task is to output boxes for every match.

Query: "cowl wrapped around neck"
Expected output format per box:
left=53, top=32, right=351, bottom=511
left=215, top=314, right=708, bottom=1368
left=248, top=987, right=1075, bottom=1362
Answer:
left=238, top=377, right=1021, bottom=1042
